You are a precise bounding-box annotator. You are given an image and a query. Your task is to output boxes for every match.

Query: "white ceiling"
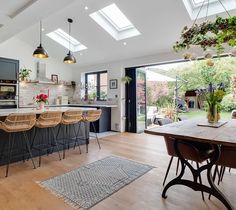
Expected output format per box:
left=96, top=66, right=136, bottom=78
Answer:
left=0, top=0, right=235, bottom=68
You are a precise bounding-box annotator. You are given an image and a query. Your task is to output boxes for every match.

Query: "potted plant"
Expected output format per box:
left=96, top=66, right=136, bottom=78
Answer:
left=19, top=68, right=32, bottom=81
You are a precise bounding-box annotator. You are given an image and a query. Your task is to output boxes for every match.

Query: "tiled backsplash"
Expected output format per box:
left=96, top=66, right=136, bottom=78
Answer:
left=19, top=83, right=74, bottom=106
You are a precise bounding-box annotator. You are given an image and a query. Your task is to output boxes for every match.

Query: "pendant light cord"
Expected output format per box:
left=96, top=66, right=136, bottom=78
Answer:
left=40, top=20, right=42, bottom=45
left=69, top=20, right=71, bottom=52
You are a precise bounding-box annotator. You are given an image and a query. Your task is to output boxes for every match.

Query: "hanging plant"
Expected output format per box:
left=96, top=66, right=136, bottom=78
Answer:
left=173, top=16, right=236, bottom=54
left=121, top=76, right=132, bottom=84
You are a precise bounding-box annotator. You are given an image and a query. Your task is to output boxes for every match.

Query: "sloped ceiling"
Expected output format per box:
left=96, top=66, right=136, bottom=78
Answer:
left=0, top=0, right=235, bottom=68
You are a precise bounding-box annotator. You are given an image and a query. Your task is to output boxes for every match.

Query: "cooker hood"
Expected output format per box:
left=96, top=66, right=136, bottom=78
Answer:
left=35, top=62, right=54, bottom=84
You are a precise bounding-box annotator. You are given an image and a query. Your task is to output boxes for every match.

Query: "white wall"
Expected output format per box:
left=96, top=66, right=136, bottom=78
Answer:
left=0, top=37, right=74, bottom=81
left=72, top=51, right=183, bottom=132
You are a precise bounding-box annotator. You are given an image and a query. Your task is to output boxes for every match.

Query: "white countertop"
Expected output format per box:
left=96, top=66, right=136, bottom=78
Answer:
left=0, top=107, right=95, bottom=117
left=69, top=104, right=118, bottom=108
left=20, top=104, right=118, bottom=108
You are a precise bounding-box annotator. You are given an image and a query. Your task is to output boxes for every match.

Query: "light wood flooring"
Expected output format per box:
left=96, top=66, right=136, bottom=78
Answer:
left=0, top=133, right=235, bottom=210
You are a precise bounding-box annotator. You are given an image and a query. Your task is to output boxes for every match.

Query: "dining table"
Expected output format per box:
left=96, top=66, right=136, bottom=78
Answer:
left=145, top=118, right=236, bottom=210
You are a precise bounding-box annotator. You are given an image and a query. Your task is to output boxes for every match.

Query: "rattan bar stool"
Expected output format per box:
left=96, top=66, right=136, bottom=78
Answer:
left=57, top=109, right=83, bottom=159
left=82, top=109, right=102, bottom=152
left=0, top=113, right=36, bottom=177
left=31, top=111, right=62, bottom=167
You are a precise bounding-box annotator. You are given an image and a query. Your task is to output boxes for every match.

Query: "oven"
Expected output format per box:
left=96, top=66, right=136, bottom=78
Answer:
left=0, top=80, right=18, bottom=109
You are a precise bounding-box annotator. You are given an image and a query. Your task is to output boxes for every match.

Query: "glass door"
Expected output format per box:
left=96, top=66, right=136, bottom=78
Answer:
left=136, top=69, right=146, bottom=133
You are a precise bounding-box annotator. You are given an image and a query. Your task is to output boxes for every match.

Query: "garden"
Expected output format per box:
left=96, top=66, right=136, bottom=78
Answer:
left=146, top=57, right=236, bottom=122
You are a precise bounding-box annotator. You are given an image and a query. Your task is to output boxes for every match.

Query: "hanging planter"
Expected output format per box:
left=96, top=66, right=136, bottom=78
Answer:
left=173, top=16, right=236, bottom=55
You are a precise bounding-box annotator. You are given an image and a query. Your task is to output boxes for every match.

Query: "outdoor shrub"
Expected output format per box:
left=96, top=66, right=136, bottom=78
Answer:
left=221, top=94, right=236, bottom=112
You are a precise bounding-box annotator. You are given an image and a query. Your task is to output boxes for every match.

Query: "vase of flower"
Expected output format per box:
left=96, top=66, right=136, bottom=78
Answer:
left=207, top=104, right=218, bottom=123
left=35, top=93, right=48, bottom=110
left=206, top=83, right=225, bottom=123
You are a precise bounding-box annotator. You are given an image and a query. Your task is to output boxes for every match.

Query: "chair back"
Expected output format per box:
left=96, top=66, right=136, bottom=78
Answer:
left=61, top=109, right=83, bottom=125
left=164, top=136, right=212, bottom=163
left=84, top=110, right=102, bottom=122
left=157, top=118, right=173, bottom=126
left=216, top=147, right=236, bottom=168
left=36, top=111, right=62, bottom=128
left=0, top=113, right=36, bottom=133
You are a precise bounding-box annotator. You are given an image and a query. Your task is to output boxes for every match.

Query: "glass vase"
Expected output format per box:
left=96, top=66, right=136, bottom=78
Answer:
left=38, top=102, right=45, bottom=110
left=207, top=104, right=218, bottom=123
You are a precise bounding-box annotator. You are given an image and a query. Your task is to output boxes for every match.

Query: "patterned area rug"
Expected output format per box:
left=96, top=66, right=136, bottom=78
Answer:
left=40, top=156, right=154, bottom=210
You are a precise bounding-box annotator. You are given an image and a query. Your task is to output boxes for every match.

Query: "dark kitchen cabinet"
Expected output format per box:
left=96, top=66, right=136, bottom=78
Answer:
left=0, top=57, right=19, bottom=81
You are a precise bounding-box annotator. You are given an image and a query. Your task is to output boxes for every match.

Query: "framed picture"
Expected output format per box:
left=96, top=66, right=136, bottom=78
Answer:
left=110, top=79, right=118, bottom=89
left=51, top=74, right=58, bottom=83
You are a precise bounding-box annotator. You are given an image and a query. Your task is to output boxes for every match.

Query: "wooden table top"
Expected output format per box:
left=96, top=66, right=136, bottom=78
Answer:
left=145, top=119, right=236, bottom=148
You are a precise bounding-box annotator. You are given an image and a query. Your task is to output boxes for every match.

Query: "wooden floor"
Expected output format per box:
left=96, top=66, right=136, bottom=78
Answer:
left=0, top=133, right=235, bottom=210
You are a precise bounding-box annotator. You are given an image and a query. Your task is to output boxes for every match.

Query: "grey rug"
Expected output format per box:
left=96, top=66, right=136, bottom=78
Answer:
left=40, top=156, right=154, bottom=209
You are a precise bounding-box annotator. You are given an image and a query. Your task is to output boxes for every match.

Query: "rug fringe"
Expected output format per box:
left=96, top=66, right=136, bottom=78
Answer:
left=37, top=181, right=83, bottom=210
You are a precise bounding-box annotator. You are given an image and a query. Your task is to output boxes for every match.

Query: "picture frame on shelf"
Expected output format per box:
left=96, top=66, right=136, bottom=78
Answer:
left=51, top=74, right=58, bottom=83
left=110, top=79, right=118, bottom=89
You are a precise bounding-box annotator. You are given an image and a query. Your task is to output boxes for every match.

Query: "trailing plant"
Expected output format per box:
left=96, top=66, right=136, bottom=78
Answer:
left=173, top=16, right=236, bottom=54
left=121, top=76, right=132, bottom=84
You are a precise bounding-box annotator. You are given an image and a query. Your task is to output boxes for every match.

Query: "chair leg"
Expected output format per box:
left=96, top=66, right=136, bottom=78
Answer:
left=220, top=166, right=226, bottom=182
left=209, top=164, right=219, bottom=200
left=6, top=133, right=15, bottom=177
left=163, top=156, right=174, bottom=186
left=23, top=132, right=36, bottom=169
left=196, top=162, right=205, bottom=201
left=51, top=128, right=62, bottom=160
left=176, top=158, right=180, bottom=176
left=92, top=122, right=101, bottom=149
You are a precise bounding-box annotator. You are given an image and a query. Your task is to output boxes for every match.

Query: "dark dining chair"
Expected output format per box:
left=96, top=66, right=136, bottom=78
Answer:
left=163, top=136, right=214, bottom=200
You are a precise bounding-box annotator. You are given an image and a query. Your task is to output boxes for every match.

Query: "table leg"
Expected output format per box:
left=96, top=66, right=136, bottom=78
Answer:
left=162, top=140, right=233, bottom=210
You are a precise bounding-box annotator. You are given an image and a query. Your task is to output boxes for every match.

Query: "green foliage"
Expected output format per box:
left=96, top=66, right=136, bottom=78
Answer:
left=176, top=57, right=236, bottom=95
left=156, top=95, right=173, bottom=109
left=173, top=16, right=236, bottom=54
left=19, top=68, right=31, bottom=81
left=121, top=76, right=132, bottom=84
left=221, top=94, right=236, bottom=112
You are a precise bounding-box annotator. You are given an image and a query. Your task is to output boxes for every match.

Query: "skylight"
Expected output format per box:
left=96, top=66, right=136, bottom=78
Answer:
left=46, top=29, right=87, bottom=52
left=183, top=0, right=236, bottom=20
left=90, top=3, right=140, bottom=41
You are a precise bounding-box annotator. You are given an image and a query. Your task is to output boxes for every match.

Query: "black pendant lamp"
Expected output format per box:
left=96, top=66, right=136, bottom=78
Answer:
left=33, top=21, right=48, bottom=58
left=63, top=18, right=76, bottom=64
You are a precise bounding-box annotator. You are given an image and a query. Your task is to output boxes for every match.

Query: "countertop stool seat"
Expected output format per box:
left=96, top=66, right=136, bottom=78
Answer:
left=31, top=111, right=62, bottom=167
left=82, top=110, right=102, bottom=152
left=0, top=113, right=36, bottom=177
left=57, top=109, right=83, bottom=159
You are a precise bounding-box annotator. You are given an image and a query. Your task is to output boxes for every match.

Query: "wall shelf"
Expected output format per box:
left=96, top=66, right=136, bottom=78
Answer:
left=20, top=81, right=73, bottom=86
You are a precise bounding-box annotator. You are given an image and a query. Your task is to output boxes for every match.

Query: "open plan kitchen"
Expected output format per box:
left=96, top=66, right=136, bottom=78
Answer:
left=0, top=1, right=236, bottom=210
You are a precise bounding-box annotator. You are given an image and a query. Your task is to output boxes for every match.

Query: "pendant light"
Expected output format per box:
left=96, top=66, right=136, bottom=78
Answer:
left=63, top=18, right=76, bottom=64
left=33, top=20, right=49, bottom=58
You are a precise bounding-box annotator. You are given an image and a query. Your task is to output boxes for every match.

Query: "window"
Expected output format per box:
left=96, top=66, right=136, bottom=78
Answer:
left=47, top=28, right=87, bottom=52
left=90, top=3, right=141, bottom=40
left=85, top=71, right=108, bottom=101
left=182, top=0, right=236, bottom=20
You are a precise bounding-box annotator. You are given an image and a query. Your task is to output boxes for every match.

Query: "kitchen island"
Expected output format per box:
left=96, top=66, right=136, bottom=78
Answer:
left=20, top=104, right=118, bottom=132
left=0, top=107, right=95, bottom=166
